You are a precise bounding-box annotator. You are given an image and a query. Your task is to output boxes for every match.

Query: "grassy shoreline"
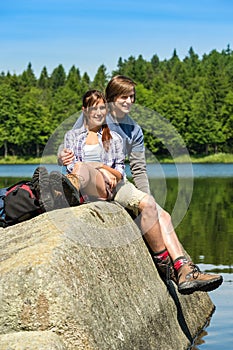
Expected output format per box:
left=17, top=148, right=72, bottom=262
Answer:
left=0, top=153, right=233, bottom=164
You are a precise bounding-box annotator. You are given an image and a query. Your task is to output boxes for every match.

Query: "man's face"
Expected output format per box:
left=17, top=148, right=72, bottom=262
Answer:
left=113, top=88, right=135, bottom=118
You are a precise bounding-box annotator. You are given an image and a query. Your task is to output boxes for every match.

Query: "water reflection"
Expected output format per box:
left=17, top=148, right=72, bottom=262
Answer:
left=150, top=177, right=233, bottom=269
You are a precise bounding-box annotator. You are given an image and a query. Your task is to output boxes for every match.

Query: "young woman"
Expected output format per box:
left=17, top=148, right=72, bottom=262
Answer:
left=52, top=90, right=125, bottom=203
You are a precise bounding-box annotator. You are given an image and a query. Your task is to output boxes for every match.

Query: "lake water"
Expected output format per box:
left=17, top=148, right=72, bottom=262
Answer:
left=0, top=162, right=233, bottom=179
left=0, top=163, right=232, bottom=349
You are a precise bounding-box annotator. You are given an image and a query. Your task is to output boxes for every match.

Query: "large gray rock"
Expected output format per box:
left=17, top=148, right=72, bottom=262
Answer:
left=0, top=201, right=214, bottom=350
left=0, top=331, right=66, bottom=349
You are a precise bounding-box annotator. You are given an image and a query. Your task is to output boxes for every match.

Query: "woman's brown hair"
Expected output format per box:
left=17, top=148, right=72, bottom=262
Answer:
left=82, top=90, right=112, bottom=151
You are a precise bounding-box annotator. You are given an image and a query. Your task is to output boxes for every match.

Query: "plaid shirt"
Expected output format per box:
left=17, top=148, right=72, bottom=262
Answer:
left=64, top=128, right=125, bottom=176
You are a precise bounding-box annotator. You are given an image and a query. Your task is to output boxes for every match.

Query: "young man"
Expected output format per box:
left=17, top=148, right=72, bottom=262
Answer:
left=58, top=75, right=223, bottom=295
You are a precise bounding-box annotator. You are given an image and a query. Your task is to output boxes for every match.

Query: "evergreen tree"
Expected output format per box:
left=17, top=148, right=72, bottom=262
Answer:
left=154, top=83, right=189, bottom=141
left=38, top=66, right=50, bottom=89
left=50, top=85, right=81, bottom=128
left=187, top=88, right=226, bottom=154
left=0, top=84, right=19, bottom=157
left=50, top=64, right=66, bottom=91
left=151, top=54, right=160, bottom=73
left=15, top=87, right=51, bottom=156
left=80, top=72, right=91, bottom=95
left=19, top=62, right=37, bottom=89
left=221, top=91, right=233, bottom=152
left=203, top=50, right=229, bottom=116
left=66, top=65, right=81, bottom=92
left=183, top=47, right=202, bottom=93
left=92, top=64, right=109, bottom=91
left=112, top=57, right=124, bottom=76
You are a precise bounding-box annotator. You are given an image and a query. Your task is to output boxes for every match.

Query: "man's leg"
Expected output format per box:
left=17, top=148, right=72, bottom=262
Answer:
left=140, top=196, right=223, bottom=294
left=115, top=180, right=223, bottom=294
left=138, top=195, right=166, bottom=253
left=155, top=204, right=186, bottom=261
left=115, top=180, right=176, bottom=282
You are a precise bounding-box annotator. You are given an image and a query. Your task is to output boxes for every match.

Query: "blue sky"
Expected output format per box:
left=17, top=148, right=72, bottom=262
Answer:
left=1, top=0, right=233, bottom=78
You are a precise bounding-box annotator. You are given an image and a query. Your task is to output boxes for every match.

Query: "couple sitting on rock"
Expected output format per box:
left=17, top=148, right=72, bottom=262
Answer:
left=36, top=75, right=222, bottom=297
left=35, top=89, right=124, bottom=210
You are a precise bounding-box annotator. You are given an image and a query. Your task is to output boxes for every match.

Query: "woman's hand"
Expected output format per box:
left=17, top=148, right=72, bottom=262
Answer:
left=99, top=168, right=117, bottom=189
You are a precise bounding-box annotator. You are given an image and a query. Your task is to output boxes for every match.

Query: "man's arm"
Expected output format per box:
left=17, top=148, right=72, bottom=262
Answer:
left=57, top=146, right=75, bottom=166
left=129, top=151, right=150, bottom=194
left=57, top=113, right=84, bottom=166
left=128, top=120, right=151, bottom=194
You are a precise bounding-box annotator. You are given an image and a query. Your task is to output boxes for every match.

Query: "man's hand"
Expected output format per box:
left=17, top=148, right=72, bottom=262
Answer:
left=59, top=148, right=75, bottom=166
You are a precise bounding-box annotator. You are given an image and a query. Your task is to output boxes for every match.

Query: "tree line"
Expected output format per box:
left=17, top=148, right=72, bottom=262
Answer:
left=0, top=45, right=233, bottom=158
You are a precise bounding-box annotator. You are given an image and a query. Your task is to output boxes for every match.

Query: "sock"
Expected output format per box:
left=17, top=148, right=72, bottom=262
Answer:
left=153, top=248, right=169, bottom=261
left=173, top=256, right=188, bottom=271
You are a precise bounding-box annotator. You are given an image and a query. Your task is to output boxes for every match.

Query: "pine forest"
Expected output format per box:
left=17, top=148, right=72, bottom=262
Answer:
left=1, top=46, right=233, bottom=159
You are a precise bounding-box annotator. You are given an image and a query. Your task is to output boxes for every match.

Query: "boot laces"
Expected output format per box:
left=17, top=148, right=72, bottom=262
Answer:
left=188, top=262, right=201, bottom=279
left=66, top=174, right=81, bottom=189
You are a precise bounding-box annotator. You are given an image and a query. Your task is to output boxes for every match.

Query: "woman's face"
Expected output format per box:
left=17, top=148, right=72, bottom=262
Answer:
left=84, top=99, right=107, bottom=129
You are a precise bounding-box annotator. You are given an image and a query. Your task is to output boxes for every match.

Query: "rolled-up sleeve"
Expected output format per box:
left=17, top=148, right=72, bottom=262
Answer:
left=64, top=130, right=76, bottom=173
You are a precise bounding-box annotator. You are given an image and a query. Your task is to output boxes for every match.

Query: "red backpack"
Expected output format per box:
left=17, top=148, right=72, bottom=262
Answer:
left=0, top=181, right=44, bottom=227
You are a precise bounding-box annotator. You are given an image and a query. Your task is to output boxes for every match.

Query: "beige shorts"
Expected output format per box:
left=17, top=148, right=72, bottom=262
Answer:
left=114, top=179, right=147, bottom=216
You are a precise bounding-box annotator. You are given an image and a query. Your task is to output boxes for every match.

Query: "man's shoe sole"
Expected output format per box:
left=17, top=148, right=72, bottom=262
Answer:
left=49, top=171, right=80, bottom=207
left=178, top=275, right=223, bottom=295
left=32, top=166, right=54, bottom=211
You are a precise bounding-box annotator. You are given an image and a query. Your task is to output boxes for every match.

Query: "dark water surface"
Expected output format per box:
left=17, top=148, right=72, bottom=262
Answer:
left=0, top=163, right=232, bottom=349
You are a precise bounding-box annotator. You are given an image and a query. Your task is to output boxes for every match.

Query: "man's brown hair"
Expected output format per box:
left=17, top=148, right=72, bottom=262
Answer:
left=105, top=75, right=136, bottom=103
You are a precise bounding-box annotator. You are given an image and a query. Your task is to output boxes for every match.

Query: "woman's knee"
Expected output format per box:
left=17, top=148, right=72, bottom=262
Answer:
left=72, top=162, right=90, bottom=187
left=73, top=162, right=82, bottom=172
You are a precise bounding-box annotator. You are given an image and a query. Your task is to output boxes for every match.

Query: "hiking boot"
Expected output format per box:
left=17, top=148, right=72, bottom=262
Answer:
left=66, top=173, right=81, bottom=190
left=177, top=261, right=223, bottom=295
left=32, top=166, right=54, bottom=212
left=49, top=171, right=80, bottom=207
left=154, top=255, right=178, bottom=284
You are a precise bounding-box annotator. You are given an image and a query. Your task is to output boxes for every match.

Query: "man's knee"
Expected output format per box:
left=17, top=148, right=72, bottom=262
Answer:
left=158, top=207, right=172, bottom=225
left=139, top=195, right=159, bottom=219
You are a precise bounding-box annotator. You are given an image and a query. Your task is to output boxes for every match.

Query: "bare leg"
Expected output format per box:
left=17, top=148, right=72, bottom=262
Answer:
left=157, top=207, right=185, bottom=261
left=138, top=195, right=166, bottom=253
left=138, top=195, right=184, bottom=260
left=131, top=193, right=223, bottom=293
left=72, top=162, right=107, bottom=199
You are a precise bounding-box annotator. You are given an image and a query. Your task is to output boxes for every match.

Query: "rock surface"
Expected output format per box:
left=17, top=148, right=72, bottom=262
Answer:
left=0, top=201, right=214, bottom=350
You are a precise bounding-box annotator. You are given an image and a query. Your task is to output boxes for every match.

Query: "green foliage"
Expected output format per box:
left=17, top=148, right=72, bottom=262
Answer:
left=1, top=46, right=233, bottom=158
left=92, top=64, right=109, bottom=91
left=0, top=83, right=19, bottom=157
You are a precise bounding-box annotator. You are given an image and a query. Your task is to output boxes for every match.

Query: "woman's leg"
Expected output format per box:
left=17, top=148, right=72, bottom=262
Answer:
left=72, top=162, right=107, bottom=199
